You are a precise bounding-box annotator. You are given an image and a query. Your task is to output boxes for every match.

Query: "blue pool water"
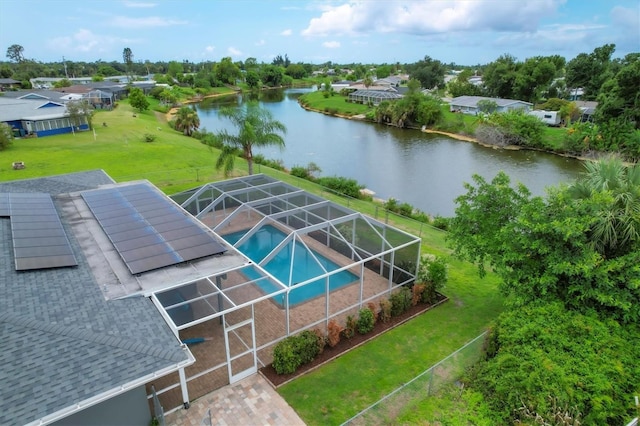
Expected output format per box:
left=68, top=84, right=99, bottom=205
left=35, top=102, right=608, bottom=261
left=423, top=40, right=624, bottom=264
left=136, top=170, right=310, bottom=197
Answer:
left=223, top=225, right=358, bottom=306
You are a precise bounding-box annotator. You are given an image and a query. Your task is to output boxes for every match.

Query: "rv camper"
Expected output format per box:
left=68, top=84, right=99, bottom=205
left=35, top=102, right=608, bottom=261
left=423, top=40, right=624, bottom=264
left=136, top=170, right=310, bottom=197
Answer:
left=529, top=110, right=562, bottom=126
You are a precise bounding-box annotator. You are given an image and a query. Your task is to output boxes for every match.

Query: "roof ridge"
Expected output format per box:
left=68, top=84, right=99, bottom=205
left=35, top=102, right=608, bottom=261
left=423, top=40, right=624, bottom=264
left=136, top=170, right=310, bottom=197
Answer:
left=0, top=311, right=185, bottom=363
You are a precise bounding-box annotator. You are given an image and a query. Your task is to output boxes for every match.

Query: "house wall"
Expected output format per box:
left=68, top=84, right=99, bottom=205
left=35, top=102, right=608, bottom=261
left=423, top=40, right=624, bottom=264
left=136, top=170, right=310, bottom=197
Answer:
left=51, top=386, right=151, bottom=426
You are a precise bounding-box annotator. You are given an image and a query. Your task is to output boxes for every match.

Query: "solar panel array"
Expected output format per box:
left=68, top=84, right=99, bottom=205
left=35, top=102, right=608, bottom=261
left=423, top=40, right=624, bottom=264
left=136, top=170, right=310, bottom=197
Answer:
left=82, top=183, right=227, bottom=275
left=1, top=193, right=78, bottom=271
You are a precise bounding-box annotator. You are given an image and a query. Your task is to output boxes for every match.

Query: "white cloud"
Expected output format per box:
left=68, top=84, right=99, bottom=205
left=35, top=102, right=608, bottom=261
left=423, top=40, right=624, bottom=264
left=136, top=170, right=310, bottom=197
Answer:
left=205, top=45, right=215, bottom=53
left=611, top=6, right=639, bottom=32
left=281, top=29, right=293, bottom=36
left=110, top=15, right=187, bottom=28
left=256, top=39, right=266, bottom=46
left=122, top=1, right=157, bottom=8
left=47, top=28, right=130, bottom=55
left=323, top=41, right=341, bottom=48
left=228, top=47, right=242, bottom=56
left=302, top=0, right=565, bottom=37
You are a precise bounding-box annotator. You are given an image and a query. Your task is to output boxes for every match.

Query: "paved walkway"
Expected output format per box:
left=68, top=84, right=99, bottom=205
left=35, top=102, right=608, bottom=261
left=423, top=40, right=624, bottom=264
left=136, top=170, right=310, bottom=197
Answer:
left=165, top=374, right=305, bottom=426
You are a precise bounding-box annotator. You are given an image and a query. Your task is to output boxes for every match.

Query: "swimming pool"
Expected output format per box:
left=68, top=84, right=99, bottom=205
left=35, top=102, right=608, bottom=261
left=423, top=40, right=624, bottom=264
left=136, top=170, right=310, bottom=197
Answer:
left=223, top=225, right=359, bottom=306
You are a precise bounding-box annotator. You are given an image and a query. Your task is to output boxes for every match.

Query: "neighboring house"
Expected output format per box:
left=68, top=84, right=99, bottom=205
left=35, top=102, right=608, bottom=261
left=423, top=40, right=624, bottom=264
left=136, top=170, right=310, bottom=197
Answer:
left=0, top=78, right=21, bottom=90
left=348, top=88, right=403, bottom=105
left=330, top=80, right=353, bottom=91
left=449, top=95, right=533, bottom=115
left=0, top=97, right=89, bottom=137
left=568, top=87, right=585, bottom=101
left=575, top=100, right=598, bottom=123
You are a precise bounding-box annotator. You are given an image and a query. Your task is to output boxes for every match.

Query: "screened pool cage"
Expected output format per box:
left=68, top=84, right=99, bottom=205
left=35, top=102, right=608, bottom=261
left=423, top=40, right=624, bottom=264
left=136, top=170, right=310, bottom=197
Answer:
left=149, top=175, right=421, bottom=413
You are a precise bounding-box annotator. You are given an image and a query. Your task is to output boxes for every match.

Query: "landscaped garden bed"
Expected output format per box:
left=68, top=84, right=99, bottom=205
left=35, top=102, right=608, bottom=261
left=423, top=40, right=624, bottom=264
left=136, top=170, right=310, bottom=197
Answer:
left=260, top=292, right=448, bottom=387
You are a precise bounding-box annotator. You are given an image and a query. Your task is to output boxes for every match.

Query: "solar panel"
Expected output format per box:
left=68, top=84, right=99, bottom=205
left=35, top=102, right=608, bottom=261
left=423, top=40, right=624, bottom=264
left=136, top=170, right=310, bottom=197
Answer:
left=2, top=193, right=78, bottom=271
left=82, top=183, right=227, bottom=275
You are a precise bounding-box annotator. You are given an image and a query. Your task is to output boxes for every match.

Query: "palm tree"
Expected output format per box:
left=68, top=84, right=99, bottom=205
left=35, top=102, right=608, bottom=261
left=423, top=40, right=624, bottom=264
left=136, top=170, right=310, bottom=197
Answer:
left=214, top=102, right=286, bottom=176
left=173, top=106, right=200, bottom=136
left=568, top=157, right=640, bottom=256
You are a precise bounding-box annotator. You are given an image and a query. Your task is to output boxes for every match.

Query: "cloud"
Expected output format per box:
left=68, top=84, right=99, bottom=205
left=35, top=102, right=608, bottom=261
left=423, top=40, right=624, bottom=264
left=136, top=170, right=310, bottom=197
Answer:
left=281, top=29, right=293, bottom=36
left=205, top=45, right=215, bottom=53
left=256, top=39, right=266, bottom=46
left=109, top=15, right=188, bottom=28
left=122, top=1, right=157, bottom=8
left=611, top=6, right=639, bottom=31
left=228, top=47, right=242, bottom=56
left=302, top=0, right=565, bottom=37
left=323, top=41, right=341, bottom=48
left=47, top=29, right=130, bottom=55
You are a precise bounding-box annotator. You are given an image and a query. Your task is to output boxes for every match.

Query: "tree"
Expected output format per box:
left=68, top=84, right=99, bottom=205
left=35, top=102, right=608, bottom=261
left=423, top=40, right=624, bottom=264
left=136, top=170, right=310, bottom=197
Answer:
left=215, top=57, right=242, bottom=85
left=567, top=157, right=640, bottom=257
left=0, top=122, right=14, bottom=150
left=595, top=53, right=640, bottom=127
left=6, top=44, right=24, bottom=63
left=448, top=166, right=640, bottom=323
left=214, top=102, right=286, bottom=176
left=406, top=55, right=445, bottom=90
left=566, top=44, right=616, bottom=100
left=122, top=47, right=134, bottom=82
left=245, top=70, right=261, bottom=89
left=128, top=87, right=149, bottom=112
left=482, top=54, right=519, bottom=99
left=66, top=99, right=95, bottom=130
left=173, top=106, right=200, bottom=136
left=259, top=65, right=284, bottom=87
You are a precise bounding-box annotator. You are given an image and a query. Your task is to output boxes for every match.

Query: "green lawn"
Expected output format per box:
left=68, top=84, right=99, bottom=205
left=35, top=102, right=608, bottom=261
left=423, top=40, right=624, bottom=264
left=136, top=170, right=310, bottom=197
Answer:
left=1, top=98, right=505, bottom=425
left=299, top=90, right=374, bottom=116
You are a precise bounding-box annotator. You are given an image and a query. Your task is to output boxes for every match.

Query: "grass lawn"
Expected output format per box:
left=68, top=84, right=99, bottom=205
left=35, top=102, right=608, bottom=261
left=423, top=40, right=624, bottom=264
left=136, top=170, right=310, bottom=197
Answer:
left=1, top=97, right=505, bottom=425
left=299, top=90, right=374, bottom=116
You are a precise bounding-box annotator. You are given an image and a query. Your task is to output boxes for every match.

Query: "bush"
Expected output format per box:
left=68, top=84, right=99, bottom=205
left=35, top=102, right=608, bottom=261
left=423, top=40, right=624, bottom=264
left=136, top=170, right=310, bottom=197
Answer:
left=343, top=315, right=356, bottom=339
left=356, top=308, right=375, bottom=334
left=431, top=215, right=450, bottom=231
left=379, top=299, right=392, bottom=323
left=143, top=133, right=156, bottom=143
left=272, top=330, right=322, bottom=375
left=389, top=287, right=412, bottom=317
left=272, top=338, right=301, bottom=375
left=316, top=176, right=365, bottom=199
left=367, top=302, right=378, bottom=324
left=327, top=319, right=342, bottom=347
left=411, top=283, right=426, bottom=306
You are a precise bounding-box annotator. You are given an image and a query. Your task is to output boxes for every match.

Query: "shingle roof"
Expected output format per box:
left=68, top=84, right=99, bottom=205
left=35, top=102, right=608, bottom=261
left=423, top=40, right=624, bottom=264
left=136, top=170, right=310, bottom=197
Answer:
left=0, top=97, right=68, bottom=122
left=0, top=171, right=192, bottom=425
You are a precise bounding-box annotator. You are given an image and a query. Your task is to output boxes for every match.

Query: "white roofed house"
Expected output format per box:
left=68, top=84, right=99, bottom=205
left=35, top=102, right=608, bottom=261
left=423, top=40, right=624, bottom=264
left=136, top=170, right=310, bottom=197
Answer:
left=450, top=95, right=533, bottom=115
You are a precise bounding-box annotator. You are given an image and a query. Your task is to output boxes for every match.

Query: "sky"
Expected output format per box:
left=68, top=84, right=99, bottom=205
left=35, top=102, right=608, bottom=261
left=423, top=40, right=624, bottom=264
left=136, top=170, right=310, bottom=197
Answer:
left=0, top=0, right=638, bottom=66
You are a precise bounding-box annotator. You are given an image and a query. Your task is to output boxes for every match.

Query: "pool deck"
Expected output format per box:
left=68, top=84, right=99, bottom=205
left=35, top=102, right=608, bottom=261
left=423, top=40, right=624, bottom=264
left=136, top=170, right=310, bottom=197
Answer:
left=165, top=374, right=305, bottom=426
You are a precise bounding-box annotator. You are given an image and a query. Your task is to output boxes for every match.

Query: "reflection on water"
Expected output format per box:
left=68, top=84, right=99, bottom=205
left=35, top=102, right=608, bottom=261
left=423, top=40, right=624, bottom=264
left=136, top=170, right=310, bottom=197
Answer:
left=197, top=89, right=584, bottom=217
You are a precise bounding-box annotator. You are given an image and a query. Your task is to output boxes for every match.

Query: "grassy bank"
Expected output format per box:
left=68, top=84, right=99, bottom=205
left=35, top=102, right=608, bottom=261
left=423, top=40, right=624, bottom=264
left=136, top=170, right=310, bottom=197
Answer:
left=1, top=98, right=504, bottom=424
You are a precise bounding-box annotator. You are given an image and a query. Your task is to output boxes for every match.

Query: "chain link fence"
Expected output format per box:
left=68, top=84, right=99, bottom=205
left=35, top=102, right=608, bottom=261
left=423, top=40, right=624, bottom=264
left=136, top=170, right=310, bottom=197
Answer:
left=341, top=331, right=487, bottom=426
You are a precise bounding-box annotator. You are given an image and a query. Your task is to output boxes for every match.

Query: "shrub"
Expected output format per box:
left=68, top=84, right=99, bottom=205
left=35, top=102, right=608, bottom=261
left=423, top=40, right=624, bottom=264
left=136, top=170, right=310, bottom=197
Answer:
left=327, top=319, right=342, bottom=347
left=272, top=337, right=301, bottom=375
left=296, top=330, right=321, bottom=364
left=343, top=315, right=356, bottom=339
left=412, top=283, right=426, bottom=306
left=272, top=330, right=322, bottom=375
left=367, top=302, right=378, bottom=324
left=356, top=308, right=375, bottom=334
left=313, top=328, right=326, bottom=355
left=417, top=254, right=448, bottom=303
left=143, top=133, right=156, bottom=143
left=431, top=215, right=450, bottom=231
left=379, top=299, right=392, bottom=323
left=389, top=286, right=412, bottom=317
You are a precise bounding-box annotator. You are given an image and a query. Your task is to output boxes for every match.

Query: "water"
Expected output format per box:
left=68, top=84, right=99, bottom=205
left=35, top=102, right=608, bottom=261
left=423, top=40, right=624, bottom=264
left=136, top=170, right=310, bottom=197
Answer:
left=222, top=225, right=358, bottom=306
left=197, top=89, right=584, bottom=217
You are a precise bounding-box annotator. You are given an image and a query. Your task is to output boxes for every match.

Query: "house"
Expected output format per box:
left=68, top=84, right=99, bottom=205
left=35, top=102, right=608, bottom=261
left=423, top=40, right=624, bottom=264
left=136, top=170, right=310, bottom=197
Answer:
left=348, top=88, right=403, bottom=105
left=575, top=100, right=598, bottom=123
left=1, top=171, right=422, bottom=423
left=449, top=95, right=533, bottom=115
left=0, top=78, right=21, bottom=91
left=0, top=96, right=89, bottom=137
left=0, top=171, right=201, bottom=426
left=529, top=110, right=562, bottom=126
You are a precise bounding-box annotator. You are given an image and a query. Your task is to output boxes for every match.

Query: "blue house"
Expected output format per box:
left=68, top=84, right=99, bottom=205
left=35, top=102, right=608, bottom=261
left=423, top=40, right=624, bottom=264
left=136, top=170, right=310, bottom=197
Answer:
left=0, top=96, right=89, bottom=137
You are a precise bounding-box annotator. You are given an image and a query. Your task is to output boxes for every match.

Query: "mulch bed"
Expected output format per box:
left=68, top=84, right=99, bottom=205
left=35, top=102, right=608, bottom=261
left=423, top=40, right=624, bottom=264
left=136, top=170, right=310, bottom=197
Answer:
left=260, top=294, right=449, bottom=388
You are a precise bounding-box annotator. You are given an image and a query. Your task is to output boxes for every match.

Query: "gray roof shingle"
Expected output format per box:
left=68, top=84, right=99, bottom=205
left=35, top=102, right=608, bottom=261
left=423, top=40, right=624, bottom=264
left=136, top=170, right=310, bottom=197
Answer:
left=0, top=171, right=191, bottom=426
